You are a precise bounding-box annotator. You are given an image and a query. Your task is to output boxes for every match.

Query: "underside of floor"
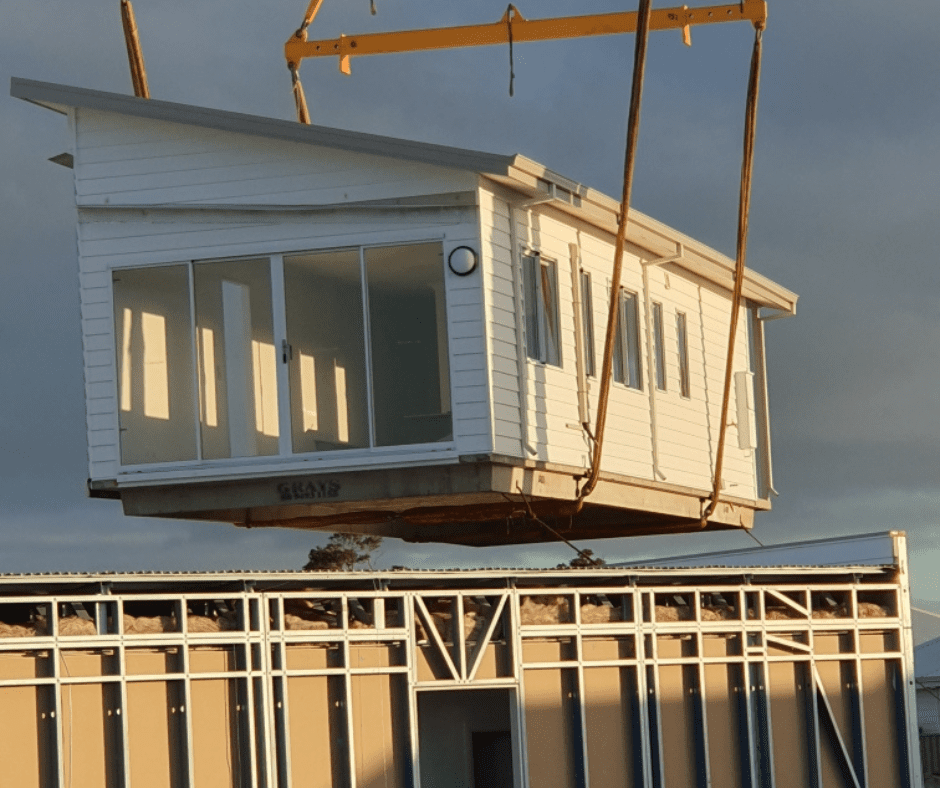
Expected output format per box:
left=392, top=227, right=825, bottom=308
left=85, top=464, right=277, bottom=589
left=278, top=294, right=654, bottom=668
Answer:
left=102, top=456, right=761, bottom=547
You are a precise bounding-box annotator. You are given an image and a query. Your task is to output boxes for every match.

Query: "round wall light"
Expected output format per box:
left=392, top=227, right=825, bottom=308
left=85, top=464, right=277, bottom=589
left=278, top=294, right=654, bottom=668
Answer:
left=448, top=246, right=478, bottom=277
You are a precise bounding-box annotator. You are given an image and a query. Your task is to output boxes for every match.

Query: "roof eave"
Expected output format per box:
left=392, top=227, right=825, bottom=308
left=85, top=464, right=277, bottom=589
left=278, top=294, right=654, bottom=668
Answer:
left=493, top=158, right=798, bottom=314
left=10, top=76, right=516, bottom=175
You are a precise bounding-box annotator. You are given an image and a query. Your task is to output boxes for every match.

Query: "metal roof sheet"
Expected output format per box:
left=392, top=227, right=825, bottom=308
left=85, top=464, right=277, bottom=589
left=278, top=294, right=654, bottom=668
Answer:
left=615, top=531, right=903, bottom=570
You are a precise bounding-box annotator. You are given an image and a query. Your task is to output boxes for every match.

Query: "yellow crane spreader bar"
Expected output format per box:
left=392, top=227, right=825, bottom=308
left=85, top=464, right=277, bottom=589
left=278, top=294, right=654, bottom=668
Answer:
left=285, top=0, right=768, bottom=75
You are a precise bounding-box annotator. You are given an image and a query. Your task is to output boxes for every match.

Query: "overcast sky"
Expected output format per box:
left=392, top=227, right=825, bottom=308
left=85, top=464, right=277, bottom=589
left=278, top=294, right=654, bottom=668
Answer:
left=1, top=1, right=938, bottom=602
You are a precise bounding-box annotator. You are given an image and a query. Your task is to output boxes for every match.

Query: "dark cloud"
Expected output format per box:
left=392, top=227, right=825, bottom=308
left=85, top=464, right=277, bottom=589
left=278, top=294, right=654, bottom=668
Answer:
left=1, top=0, right=938, bottom=597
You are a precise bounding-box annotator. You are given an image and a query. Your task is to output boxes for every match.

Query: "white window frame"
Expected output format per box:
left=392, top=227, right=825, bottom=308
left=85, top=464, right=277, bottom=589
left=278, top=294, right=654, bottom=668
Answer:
left=523, top=252, right=562, bottom=367
left=613, top=288, right=643, bottom=391
left=651, top=301, right=667, bottom=392
left=108, top=238, right=457, bottom=472
left=579, top=270, right=595, bottom=378
left=676, top=310, right=691, bottom=399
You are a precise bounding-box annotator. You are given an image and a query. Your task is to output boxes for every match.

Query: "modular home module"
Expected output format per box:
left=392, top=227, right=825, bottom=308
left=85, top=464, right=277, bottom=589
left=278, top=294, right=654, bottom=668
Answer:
left=12, top=78, right=797, bottom=546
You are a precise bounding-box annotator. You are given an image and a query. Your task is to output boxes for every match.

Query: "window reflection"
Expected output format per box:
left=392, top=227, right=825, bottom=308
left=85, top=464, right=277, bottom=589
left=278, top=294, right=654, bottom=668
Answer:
left=141, top=312, right=170, bottom=420
left=194, top=260, right=279, bottom=459
left=365, top=243, right=452, bottom=447
left=113, top=242, right=454, bottom=466
left=112, top=265, right=197, bottom=465
left=284, top=249, right=369, bottom=453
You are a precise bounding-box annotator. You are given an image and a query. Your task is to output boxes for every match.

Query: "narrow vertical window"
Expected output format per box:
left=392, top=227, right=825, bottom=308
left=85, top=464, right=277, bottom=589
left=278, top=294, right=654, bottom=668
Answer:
left=677, top=311, right=690, bottom=398
left=579, top=271, right=595, bottom=377
left=652, top=301, right=666, bottom=391
left=523, top=253, right=561, bottom=367
left=613, top=289, right=642, bottom=390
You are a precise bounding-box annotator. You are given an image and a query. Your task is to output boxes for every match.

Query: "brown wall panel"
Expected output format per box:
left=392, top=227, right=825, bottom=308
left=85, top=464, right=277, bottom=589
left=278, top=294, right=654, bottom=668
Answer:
left=286, top=676, right=344, bottom=788
left=768, top=661, right=810, bottom=788
left=0, top=686, right=53, bottom=788
left=125, top=648, right=180, bottom=676
left=861, top=660, right=903, bottom=788
left=351, top=674, right=408, bottom=788
left=59, top=650, right=117, bottom=678
left=189, top=646, right=236, bottom=674
left=523, top=668, right=577, bottom=788
left=126, top=680, right=184, bottom=788
left=657, top=664, right=699, bottom=788
left=190, top=678, right=238, bottom=788
left=816, top=661, right=853, bottom=788
left=286, top=643, right=341, bottom=671
left=583, top=667, right=635, bottom=788
left=472, top=642, right=511, bottom=680
left=60, top=682, right=120, bottom=788
left=0, top=651, right=50, bottom=680
left=703, top=664, right=743, bottom=788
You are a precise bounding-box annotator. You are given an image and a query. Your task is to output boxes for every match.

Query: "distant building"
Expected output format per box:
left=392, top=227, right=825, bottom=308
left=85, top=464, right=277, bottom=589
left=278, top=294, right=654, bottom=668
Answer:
left=917, top=636, right=940, bottom=736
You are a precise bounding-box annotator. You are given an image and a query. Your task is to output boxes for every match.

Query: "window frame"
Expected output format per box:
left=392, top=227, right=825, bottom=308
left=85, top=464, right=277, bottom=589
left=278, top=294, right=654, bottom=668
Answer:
left=612, top=288, right=643, bottom=391
left=522, top=252, right=562, bottom=368
left=579, top=269, right=595, bottom=378
left=109, top=239, right=457, bottom=471
left=676, top=310, right=691, bottom=399
left=651, top=301, right=667, bottom=392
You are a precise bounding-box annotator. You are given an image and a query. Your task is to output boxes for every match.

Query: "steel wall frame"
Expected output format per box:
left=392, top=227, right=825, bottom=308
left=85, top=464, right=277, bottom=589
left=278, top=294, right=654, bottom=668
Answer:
left=0, top=568, right=924, bottom=788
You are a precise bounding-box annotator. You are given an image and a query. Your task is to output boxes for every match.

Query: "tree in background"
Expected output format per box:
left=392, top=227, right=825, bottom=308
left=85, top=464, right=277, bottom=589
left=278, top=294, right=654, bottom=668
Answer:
left=304, top=533, right=383, bottom=571
left=556, top=549, right=606, bottom=569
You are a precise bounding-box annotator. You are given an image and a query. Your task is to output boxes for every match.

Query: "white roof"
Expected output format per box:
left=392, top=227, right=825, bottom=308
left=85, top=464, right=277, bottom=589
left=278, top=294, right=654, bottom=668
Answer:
left=10, top=77, right=797, bottom=314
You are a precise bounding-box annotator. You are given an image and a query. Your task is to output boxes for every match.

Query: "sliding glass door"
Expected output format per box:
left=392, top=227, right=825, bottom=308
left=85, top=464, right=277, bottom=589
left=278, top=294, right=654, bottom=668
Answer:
left=113, top=241, right=452, bottom=466
left=284, top=249, right=370, bottom=454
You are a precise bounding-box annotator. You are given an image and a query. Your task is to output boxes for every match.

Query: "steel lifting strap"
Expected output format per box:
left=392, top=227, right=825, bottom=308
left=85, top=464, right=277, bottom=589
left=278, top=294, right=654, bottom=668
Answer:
left=701, top=23, right=764, bottom=524
left=577, top=12, right=765, bottom=526
left=120, top=0, right=150, bottom=99
left=576, top=0, right=653, bottom=507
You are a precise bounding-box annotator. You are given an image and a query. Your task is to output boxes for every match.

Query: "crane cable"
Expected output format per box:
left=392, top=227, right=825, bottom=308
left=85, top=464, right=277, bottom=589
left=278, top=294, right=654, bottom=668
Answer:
left=701, top=22, right=764, bottom=526
left=506, top=5, right=517, bottom=97
left=575, top=0, right=653, bottom=508
left=576, top=12, right=765, bottom=527
left=290, top=65, right=311, bottom=124
left=120, top=0, right=150, bottom=99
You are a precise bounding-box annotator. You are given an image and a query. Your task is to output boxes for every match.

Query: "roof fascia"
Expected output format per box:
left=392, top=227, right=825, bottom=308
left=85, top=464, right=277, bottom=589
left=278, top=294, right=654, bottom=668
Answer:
left=10, top=77, right=515, bottom=175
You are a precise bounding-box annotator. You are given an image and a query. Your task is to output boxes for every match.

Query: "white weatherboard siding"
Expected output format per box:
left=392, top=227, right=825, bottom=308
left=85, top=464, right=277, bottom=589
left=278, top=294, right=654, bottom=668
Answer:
left=73, top=108, right=490, bottom=483
left=481, top=185, right=760, bottom=501
left=73, top=108, right=477, bottom=207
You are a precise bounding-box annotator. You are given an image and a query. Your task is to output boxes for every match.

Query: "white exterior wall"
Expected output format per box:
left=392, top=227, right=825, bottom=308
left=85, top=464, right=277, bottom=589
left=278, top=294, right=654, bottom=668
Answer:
left=480, top=185, right=760, bottom=500
left=72, top=108, right=491, bottom=483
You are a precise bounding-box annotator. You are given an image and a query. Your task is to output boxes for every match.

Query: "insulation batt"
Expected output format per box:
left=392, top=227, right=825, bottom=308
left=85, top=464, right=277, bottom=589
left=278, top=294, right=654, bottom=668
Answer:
left=186, top=614, right=239, bottom=633
left=284, top=613, right=330, bottom=630
left=57, top=616, right=97, bottom=636
left=123, top=614, right=176, bottom=634
left=412, top=599, right=491, bottom=641
left=0, top=622, right=41, bottom=637
left=519, top=596, right=572, bottom=624
left=0, top=601, right=893, bottom=637
left=282, top=598, right=341, bottom=629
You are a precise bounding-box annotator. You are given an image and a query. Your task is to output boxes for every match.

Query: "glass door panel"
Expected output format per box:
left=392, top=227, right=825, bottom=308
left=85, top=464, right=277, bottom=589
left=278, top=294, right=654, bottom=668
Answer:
left=365, top=243, right=452, bottom=447
left=113, top=265, right=197, bottom=464
left=193, top=259, right=279, bottom=459
left=284, top=250, right=370, bottom=453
